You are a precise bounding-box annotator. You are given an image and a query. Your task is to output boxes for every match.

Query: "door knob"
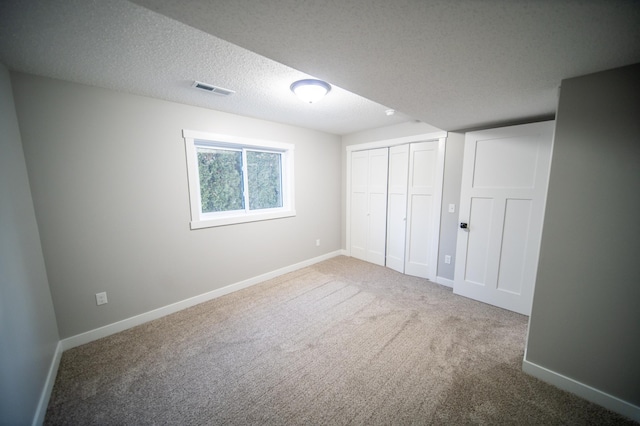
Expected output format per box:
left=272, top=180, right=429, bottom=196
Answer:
left=460, top=222, right=468, bottom=229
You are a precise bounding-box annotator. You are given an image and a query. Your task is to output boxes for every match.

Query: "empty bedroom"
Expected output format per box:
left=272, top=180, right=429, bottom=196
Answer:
left=1, top=1, right=639, bottom=424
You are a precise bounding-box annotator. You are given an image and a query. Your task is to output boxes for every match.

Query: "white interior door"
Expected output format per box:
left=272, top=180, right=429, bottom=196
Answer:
left=405, top=141, right=442, bottom=280
left=453, top=121, right=554, bottom=315
left=349, top=148, right=389, bottom=266
left=386, top=145, right=409, bottom=273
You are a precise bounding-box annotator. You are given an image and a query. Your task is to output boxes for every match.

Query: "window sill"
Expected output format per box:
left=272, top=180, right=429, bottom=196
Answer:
left=190, top=209, right=296, bottom=229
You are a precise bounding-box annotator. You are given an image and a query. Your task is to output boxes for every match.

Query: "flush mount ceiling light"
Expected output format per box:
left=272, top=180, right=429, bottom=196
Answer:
left=290, top=79, right=331, bottom=103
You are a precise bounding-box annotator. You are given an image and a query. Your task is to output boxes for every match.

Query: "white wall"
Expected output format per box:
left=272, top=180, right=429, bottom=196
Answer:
left=0, top=65, right=59, bottom=425
left=341, top=122, right=464, bottom=282
left=526, top=63, right=640, bottom=416
left=11, top=72, right=342, bottom=339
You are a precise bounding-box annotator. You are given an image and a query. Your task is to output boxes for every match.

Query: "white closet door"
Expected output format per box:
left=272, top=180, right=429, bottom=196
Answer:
left=349, top=148, right=389, bottom=266
left=405, top=141, right=440, bottom=279
left=366, top=148, right=389, bottom=266
left=349, top=150, right=369, bottom=261
left=386, top=145, right=409, bottom=273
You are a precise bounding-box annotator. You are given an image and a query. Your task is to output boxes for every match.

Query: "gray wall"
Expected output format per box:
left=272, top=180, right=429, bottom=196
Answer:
left=0, top=65, right=59, bottom=424
left=341, top=122, right=464, bottom=281
left=435, top=132, right=464, bottom=280
left=526, top=64, right=640, bottom=406
left=11, top=73, right=342, bottom=339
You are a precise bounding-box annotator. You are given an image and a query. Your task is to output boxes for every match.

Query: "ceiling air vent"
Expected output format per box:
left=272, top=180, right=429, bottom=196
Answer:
left=192, top=81, right=235, bottom=96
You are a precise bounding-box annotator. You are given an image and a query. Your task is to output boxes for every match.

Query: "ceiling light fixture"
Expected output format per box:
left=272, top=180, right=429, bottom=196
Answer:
left=385, top=109, right=396, bottom=116
left=290, top=79, right=331, bottom=103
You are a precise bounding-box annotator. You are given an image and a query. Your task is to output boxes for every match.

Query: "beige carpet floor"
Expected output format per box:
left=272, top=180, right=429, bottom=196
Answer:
left=45, top=256, right=634, bottom=425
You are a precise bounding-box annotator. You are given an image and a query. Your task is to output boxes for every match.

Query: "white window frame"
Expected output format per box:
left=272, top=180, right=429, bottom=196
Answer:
left=183, top=129, right=295, bottom=229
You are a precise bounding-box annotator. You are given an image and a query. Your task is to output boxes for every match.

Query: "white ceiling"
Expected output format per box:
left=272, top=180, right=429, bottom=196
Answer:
left=2, top=1, right=639, bottom=134
left=0, top=0, right=413, bottom=135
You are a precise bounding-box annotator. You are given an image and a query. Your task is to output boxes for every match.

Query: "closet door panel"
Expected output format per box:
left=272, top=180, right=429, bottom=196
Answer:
left=368, top=149, right=389, bottom=189
left=366, top=148, right=389, bottom=266
left=368, top=191, right=388, bottom=265
left=386, top=145, right=409, bottom=273
left=405, top=141, right=439, bottom=279
left=350, top=151, right=369, bottom=261
left=349, top=148, right=388, bottom=266
left=406, top=193, right=433, bottom=272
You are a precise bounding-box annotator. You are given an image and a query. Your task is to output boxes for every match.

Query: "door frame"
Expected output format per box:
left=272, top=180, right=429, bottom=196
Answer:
left=346, top=131, right=447, bottom=280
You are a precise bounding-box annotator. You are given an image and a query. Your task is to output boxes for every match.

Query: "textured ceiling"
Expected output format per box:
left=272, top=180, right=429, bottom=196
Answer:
left=131, top=0, right=640, bottom=131
left=2, top=1, right=639, bottom=134
left=0, top=0, right=413, bottom=135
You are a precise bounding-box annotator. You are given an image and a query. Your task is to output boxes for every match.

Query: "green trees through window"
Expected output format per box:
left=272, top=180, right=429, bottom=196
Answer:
left=197, top=148, right=244, bottom=213
left=197, top=147, right=283, bottom=214
left=247, top=151, right=282, bottom=210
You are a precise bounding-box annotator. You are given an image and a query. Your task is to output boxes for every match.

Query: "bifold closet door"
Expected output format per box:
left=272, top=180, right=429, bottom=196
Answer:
left=349, top=148, right=389, bottom=266
left=405, top=141, right=440, bottom=279
left=386, top=145, right=409, bottom=273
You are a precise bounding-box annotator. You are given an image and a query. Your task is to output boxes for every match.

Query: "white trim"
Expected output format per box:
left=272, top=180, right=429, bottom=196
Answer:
left=430, top=137, right=446, bottom=280
left=182, top=129, right=295, bottom=230
left=32, top=341, right=63, bottom=426
left=190, top=209, right=296, bottom=229
left=436, top=276, right=454, bottom=288
left=61, top=250, right=342, bottom=350
left=345, top=153, right=352, bottom=257
left=183, top=129, right=293, bottom=151
left=345, top=131, right=448, bottom=153
left=522, top=358, right=640, bottom=422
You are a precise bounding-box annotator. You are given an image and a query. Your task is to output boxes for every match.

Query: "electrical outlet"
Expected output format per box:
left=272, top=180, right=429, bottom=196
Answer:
left=96, top=292, right=108, bottom=306
left=444, top=255, right=452, bottom=264
left=316, top=239, right=320, bottom=247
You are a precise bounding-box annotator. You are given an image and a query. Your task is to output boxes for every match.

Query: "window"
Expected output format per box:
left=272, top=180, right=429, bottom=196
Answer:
left=183, top=130, right=295, bottom=229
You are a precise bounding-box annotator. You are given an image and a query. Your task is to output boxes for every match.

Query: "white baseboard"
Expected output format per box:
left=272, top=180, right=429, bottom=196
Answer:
left=32, top=341, right=63, bottom=426
left=61, top=250, right=343, bottom=351
left=436, top=276, right=454, bottom=288
left=522, top=358, right=640, bottom=422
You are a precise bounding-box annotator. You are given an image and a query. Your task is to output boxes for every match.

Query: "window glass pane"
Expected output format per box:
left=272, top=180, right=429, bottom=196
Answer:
left=197, top=147, right=244, bottom=213
left=246, top=151, right=283, bottom=210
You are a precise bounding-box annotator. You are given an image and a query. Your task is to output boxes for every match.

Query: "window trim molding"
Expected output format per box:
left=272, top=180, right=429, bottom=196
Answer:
left=183, top=129, right=295, bottom=229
